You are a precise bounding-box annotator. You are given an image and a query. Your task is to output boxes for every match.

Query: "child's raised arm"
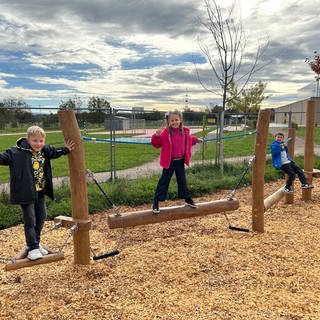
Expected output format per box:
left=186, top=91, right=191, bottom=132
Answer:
left=155, top=126, right=164, bottom=137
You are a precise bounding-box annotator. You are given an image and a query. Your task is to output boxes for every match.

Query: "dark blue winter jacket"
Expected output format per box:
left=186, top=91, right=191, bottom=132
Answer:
left=0, top=138, right=69, bottom=204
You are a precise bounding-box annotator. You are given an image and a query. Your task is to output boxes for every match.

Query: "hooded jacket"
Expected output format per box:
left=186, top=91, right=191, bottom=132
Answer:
left=0, top=138, right=70, bottom=204
left=151, top=127, right=198, bottom=169
left=270, top=140, right=292, bottom=169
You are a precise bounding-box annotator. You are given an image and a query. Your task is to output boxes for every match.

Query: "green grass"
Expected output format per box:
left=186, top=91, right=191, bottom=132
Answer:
left=194, top=131, right=275, bottom=160
left=0, top=159, right=279, bottom=229
left=0, top=131, right=160, bottom=182
left=295, top=127, right=320, bottom=144
left=2, top=155, right=318, bottom=230
left=0, top=128, right=210, bottom=182
left=1, top=125, right=320, bottom=229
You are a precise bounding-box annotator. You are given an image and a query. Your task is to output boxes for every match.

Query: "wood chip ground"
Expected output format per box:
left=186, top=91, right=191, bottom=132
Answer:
left=1, top=179, right=320, bottom=319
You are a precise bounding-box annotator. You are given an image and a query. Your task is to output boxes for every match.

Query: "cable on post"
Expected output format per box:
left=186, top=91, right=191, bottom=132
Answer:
left=223, top=212, right=250, bottom=233
left=41, top=221, right=63, bottom=235
left=227, top=155, right=255, bottom=201
left=58, top=223, right=78, bottom=254
left=86, top=169, right=121, bottom=216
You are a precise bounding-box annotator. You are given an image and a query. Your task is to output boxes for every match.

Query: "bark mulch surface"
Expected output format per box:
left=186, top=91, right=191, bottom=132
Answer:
left=1, top=179, right=320, bottom=320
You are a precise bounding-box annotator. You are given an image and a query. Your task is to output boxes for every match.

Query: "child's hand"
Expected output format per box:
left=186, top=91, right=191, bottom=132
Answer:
left=155, top=127, right=164, bottom=137
left=65, top=139, right=75, bottom=151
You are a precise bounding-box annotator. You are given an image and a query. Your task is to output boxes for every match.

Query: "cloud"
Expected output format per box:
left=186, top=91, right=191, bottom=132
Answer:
left=0, top=0, right=319, bottom=110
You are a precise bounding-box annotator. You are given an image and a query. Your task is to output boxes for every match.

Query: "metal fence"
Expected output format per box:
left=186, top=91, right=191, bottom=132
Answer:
left=0, top=107, right=315, bottom=187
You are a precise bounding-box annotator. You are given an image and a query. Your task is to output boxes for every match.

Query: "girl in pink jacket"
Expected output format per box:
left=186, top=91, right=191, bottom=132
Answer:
left=151, top=110, right=202, bottom=214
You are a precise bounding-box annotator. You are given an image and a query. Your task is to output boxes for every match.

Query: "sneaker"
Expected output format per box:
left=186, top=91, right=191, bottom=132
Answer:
left=39, top=244, right=48, bottom=255
left=152, top=203, right=160, bottom=214
left=301, top=183, right=314, bottom=189
left=27, top=249, right=43, bottom=260
left=185, top=198, right=197, bottom=208
left=284, top=186, right=293, bottom=194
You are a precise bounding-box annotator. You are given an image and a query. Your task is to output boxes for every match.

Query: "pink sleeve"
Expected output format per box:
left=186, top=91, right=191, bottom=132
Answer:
left=151, top=134, right=161, bottom=148
left=191, top=136, right=198, bottom=146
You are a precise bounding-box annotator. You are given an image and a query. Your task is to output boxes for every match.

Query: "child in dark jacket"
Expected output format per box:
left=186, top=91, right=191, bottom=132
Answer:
left=151, top=110, right=202, bottom=213
left=270, top=132, right=313, bottom=193
left=0, top=126, right=75, bottom=260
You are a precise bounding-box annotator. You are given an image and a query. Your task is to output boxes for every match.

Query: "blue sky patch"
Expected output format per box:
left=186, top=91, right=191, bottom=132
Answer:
left=121, top=53, right=206, bottom=70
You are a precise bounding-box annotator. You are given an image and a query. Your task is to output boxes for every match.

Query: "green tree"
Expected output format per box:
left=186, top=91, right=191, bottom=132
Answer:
left=59, top=95, right=83, bottom=110
left=227, top=81, right=268, bottom=113
left=87, top=96, right=111, bottom=123
left=88, top=96, right=110, bottom=113
left=195, top=0, right=268, bottom=172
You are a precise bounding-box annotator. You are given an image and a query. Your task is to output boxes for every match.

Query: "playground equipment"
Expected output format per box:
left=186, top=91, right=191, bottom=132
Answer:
left=4, top=249, right=64, bottom=272
left=3, top=221, right=77, bottom=271
left=107, top=199, right=239, bottom=229
left=252, top=100, right=316, bottom=232
left=2, top=100, right=317, bottom=269
left=2, top=110, right=242, bottom=270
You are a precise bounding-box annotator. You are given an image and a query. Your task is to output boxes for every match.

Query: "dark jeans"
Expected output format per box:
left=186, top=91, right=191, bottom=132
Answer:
left=281, top=161, right=307, bottom=187
left=21, top=192, right=47, bottom=250
left=154, top=158, right=190, bottom=202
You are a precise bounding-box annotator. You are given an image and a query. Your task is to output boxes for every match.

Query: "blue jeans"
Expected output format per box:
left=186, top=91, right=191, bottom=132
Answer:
left=21, top=192, right=47, bottom=250
left=154, top=158, right=190, bottom=202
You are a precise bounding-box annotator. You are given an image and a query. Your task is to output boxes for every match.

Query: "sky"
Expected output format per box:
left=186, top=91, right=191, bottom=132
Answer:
left=0, top=0, right=319, bottom=112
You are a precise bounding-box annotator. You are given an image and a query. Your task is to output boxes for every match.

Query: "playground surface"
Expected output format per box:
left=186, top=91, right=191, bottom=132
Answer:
left=1, top=178, right=320, bottom=319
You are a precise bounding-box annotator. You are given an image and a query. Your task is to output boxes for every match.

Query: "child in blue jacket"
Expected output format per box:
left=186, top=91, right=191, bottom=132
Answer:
left=271, top=132, right=313, bottom=193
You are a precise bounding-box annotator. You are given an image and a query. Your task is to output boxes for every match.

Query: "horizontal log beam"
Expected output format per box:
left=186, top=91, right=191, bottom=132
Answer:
left=54, top=215, right=91, bottom=231
left=4, top=253, right=64, bottom=272
left=108, top=199, right=239, bottom=229
left=264, top=187, right=286, bottom=212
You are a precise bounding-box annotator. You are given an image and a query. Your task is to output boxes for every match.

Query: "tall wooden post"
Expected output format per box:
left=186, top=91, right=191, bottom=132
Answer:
left=58, top=110, right=90, bottom=265
left=252, top=109, right=270, bottom=233
left=302, top=100, right=315, bottom=201
left=285, top=128, right=296, bottom=204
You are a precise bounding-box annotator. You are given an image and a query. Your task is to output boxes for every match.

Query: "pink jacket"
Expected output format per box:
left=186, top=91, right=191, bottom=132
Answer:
left=151, top=127, right=198, bottom=169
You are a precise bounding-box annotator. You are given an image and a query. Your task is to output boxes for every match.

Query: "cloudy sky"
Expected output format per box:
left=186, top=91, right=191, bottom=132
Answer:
left=0, top=0, right=319, bottom=111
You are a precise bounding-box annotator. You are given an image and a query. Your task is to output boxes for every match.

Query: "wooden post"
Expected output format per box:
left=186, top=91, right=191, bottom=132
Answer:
left=252, top=109, right=270, bottom=233
left=108, top=199, right=239, bottom=229
left=285, top=128, right=296, bottom=204
left=58, top=110, right=90, bottom=265
left=302, top=100, right=315, bottom=201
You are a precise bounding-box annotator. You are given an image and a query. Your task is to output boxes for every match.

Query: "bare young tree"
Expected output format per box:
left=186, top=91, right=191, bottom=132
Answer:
left=195, top=0, right=268, bottom=172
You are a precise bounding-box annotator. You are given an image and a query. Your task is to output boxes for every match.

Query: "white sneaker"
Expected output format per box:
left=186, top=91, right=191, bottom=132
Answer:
left=39, top=244, right=48, bottom=255
left=27, top=249, right=43, bottom=260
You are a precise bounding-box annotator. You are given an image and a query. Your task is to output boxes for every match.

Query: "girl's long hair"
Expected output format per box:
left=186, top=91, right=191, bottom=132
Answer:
left=165, top=109, right=184, bottom=136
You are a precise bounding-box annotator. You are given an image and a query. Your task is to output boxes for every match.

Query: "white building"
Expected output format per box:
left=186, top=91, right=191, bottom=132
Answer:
left=273, top=97, right=320, bottom=126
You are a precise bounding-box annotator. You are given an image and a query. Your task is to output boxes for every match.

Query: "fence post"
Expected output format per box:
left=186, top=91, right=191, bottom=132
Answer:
left=252, top=109, right=270, bottom=233
left=58, top=110, right=90, bottom=265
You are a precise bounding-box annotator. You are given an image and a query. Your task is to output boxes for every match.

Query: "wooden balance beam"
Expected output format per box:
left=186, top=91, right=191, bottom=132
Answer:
left=4, top=246, right=64, bottom=272
left=264, top=187, right=286, bottom=212
left=108, top=198, right=239, bottom=229
left=310, top=169, right=320, bottom=178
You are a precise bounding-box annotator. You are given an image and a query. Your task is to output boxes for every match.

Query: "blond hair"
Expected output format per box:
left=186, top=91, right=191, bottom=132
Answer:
left=27, top=126, right=46, bottom=138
